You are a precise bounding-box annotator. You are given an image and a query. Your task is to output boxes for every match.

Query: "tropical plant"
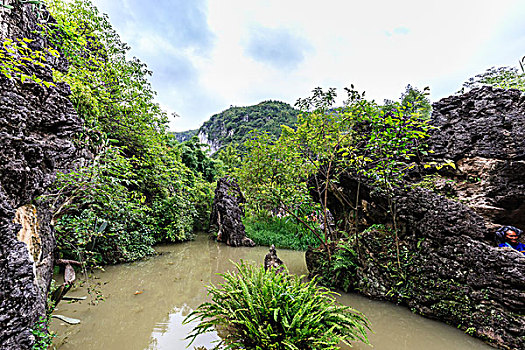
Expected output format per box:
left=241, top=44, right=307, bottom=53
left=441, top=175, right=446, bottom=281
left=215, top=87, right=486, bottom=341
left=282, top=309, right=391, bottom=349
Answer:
left=184, top=261, right=370, bottom=350
left=243, top=215, right=319, bottom=251
left=34, top=0, right=217, bottom=265
left=383, top=84, right=432, bottom=119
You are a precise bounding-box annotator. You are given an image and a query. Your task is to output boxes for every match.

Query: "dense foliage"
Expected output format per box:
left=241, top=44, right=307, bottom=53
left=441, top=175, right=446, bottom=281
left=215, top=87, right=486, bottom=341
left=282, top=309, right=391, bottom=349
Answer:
left=383, top=84, right=432, bottom=120
left=36, top=0, right=220, bottom=265
left=198, top=100, right=300, bottom=153
left=184, top=262, right=370, bottom=350
left=235, top=86, right=434, bottom=258
left=244, top=216, right=318, bottom=251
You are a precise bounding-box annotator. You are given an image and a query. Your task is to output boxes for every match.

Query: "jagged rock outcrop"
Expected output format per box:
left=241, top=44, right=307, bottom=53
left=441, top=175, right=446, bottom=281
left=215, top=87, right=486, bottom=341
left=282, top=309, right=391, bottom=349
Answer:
left=209, top=177, right=255, bottom=247
left=264, top=244, right=284, bottom=272
left=428, top=86, right=524, bottom=232
left=0, top=2, right=82, bottom=349
left=306, top=87, right=525, bottom=350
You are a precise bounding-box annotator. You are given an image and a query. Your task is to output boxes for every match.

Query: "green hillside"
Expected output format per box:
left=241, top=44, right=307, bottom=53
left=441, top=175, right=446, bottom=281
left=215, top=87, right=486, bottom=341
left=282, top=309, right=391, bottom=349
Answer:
left=196, top=100, right=300, bottom=153
left=171, top=129, right=198, bottom=142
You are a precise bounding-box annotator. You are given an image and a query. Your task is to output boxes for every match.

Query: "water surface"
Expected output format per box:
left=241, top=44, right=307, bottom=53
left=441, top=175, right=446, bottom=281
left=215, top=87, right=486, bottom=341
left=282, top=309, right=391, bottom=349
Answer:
left=50, top=234, right=491, bottom=350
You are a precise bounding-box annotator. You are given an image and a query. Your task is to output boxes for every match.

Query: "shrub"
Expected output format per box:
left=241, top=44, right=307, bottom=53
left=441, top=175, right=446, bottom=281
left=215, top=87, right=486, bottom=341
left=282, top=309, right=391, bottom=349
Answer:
left=150, top=195, right=195, bottom=243
left=184, top=262, right=370, bottom=350
left=244, top=216, right=319, bottom=251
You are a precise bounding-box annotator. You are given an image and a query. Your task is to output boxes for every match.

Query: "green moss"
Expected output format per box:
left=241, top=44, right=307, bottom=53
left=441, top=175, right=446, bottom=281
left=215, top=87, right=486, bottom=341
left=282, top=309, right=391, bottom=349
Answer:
left=412, top=174, right=458, bottom=199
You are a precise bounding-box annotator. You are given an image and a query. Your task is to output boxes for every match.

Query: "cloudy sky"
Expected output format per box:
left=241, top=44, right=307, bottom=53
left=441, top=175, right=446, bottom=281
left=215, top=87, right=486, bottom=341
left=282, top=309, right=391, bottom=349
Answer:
left=91, top=0, right=525, bottom=131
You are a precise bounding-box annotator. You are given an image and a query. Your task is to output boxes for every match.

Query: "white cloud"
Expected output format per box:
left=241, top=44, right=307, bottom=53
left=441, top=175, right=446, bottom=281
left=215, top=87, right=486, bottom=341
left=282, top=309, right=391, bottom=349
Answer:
left=92, top=0, right=525, bottom=131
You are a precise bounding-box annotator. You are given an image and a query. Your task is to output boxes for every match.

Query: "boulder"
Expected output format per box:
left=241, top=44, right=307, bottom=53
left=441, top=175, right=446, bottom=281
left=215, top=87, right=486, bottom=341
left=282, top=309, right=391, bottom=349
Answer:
left=209, top=177, right=255, bottom=247
left=264, top=245, right=284, bottom=272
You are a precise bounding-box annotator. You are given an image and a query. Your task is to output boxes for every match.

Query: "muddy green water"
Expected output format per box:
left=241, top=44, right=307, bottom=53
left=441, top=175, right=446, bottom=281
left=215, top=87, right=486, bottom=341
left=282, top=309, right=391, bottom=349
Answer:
left=50, top=234, right=491, bottom=350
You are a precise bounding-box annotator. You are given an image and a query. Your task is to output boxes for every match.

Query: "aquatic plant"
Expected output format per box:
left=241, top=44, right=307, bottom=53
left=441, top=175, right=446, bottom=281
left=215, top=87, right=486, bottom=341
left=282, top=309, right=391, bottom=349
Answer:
left=184, top=261, right=370, bottom=350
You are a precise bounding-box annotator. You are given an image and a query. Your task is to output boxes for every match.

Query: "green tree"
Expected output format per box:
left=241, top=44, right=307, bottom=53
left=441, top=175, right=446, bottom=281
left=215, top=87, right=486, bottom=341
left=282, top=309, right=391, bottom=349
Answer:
left=178, top=136, right=224, bottom=182
left=38, top=0, right=213, bottom=265
left=237, top=86, right=434, bottom=263
left=383, top=84, right=432, bottom=119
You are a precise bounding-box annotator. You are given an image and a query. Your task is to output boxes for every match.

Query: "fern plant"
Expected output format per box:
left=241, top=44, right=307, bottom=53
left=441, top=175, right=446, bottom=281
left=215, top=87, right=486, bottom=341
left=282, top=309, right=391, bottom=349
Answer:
left=184, top=261, right=370, bottom=349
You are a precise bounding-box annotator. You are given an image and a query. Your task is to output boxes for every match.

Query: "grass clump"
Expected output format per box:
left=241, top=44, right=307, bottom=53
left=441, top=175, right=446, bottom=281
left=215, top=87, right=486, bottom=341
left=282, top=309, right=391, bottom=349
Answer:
left=244, top=216, right=319, bottom=251
left=184, top=261, right=371, bottom=350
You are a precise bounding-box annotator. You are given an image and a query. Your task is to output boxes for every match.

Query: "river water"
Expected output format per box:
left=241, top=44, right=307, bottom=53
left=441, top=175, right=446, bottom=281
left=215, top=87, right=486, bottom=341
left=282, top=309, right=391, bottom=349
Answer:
left=50, top=234, right=491, bottom=350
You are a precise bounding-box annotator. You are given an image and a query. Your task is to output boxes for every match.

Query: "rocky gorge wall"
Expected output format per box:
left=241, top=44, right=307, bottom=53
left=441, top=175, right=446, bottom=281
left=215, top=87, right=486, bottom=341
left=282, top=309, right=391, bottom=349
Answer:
left=0, top=2, right=82, bottom=349
left=306, top=86, right=525, bottom=350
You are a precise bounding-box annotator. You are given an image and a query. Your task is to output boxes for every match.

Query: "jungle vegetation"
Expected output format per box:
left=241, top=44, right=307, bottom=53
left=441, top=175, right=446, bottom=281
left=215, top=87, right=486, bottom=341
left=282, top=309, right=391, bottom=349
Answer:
left=31, top=0, right=224, bottom=266
left=3, top=1, right=524, bottom=348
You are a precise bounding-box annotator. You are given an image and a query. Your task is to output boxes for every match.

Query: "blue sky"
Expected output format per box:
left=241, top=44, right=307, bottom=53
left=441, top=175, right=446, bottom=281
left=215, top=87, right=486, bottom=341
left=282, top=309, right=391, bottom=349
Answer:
left=92, top=0, right=525, bottom=131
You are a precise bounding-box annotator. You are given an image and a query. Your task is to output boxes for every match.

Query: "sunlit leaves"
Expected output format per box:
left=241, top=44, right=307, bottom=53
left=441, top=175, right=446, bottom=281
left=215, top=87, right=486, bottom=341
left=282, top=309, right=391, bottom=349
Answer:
left=0, top=37, right=57, bottom=87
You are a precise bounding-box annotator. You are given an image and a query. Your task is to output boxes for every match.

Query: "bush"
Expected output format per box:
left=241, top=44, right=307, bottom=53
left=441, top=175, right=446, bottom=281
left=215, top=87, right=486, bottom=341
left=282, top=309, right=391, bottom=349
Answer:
left=244, top=216, right=319, bottom=251
left=184, top=262, right=370, bottom=350
left=150, top=195, right=195, bottom=243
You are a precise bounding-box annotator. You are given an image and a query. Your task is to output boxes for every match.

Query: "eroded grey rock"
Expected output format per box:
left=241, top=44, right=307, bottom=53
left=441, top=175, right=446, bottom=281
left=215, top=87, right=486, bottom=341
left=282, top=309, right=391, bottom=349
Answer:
left=210, top=177, right=255, bottom=247
left=0, top=2, right=82, bottom=349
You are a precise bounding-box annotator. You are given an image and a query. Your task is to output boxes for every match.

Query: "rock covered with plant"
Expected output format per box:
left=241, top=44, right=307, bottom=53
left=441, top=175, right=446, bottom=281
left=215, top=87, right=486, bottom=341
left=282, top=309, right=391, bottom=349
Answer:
left=196, top=100, right=299, bottom=154
left=0, top=1, right=82, bottom=348
left=306, top=86, right=525, bottom=350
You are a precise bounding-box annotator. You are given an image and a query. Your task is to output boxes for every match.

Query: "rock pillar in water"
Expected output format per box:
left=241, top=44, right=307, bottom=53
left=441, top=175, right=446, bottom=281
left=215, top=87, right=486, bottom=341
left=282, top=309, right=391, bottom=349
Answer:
left=210, top=177, right=255, bottom=247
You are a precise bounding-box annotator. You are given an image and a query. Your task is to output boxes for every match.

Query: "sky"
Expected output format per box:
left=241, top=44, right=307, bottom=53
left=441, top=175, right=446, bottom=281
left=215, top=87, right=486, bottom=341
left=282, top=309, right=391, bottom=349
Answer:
left=91, top=0, right=525, bottom=132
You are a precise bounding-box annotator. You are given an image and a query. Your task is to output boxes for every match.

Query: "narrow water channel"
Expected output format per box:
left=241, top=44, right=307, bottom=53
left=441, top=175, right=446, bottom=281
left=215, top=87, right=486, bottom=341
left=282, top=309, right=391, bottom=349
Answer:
left=50, top=234, right=491, bottom=350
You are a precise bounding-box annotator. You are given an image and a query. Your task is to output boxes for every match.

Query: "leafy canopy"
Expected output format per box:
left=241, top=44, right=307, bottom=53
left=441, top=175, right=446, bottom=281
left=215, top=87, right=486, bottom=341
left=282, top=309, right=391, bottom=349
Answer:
left=39, top=0, right=218, bottom=265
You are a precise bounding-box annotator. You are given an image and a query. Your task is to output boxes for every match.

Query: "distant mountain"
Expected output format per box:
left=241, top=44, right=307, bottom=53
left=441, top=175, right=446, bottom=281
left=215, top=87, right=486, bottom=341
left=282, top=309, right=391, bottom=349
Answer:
left=171, top=129, right=198, bottom=143
left=191, top=100, right=300, bottom=154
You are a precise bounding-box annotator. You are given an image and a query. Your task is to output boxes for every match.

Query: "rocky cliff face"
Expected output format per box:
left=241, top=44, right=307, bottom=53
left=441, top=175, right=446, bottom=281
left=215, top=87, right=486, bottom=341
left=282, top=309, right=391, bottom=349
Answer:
left=306, top=87, right=525, bottom=350
left=428, top=86, right=524, bottom=232
left=0, top=2, right=82, bottom=349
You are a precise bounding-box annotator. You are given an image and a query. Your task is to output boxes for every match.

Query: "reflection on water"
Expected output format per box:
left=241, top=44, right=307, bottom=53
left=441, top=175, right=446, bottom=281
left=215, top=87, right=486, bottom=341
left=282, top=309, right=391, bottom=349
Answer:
left=50, top=234, right=491, bottom=350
